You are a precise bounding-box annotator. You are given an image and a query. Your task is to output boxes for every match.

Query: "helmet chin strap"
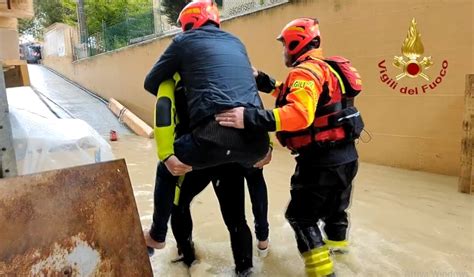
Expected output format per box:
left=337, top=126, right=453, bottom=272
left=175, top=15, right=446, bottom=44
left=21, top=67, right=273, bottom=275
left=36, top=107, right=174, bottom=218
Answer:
left=290, top=49, right=309, bottom=66
left=290, top=40, right=321, bottom=66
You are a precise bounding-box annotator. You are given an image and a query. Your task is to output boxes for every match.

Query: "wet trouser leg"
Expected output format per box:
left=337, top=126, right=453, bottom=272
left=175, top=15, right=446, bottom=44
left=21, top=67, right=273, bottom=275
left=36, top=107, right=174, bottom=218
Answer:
left=171, top=164, right=253, bottom=274
left=244, top=168, right=269, bottom=242
left=150, top=162, right=179, bottom=243
left=323, top=161, right=358, bottom=242
left=286, top=191, right=334, bottom=277
left=286, top=162, right=356, bottom=276
left=171, top=169, right=212, bottom=266
left=285, top=160, right=358, bottom=249
left=212, top=164, right=253, bottom=274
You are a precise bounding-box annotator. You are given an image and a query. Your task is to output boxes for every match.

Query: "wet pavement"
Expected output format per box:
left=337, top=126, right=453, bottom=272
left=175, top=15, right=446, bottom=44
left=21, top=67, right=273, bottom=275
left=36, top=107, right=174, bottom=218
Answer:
left=110, top=136, right=474, bottom=277
left=24, top=66, right=474, bottom=276
left=27, top=65, right=131, bottom=137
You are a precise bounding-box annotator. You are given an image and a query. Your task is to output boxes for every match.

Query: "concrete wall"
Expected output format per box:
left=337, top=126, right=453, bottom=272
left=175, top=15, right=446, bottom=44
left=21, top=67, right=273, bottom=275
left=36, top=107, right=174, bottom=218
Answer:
left=43, top=24, right=77, bottom=59
left=0, top=17, right=19, bottom=60
left=43, top=0, right=474, bottom=176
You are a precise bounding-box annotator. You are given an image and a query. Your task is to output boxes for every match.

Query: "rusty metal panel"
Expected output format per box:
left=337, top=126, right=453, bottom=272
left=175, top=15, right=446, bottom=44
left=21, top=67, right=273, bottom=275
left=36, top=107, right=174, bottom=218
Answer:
left=0, top=159, right=153, bottom=276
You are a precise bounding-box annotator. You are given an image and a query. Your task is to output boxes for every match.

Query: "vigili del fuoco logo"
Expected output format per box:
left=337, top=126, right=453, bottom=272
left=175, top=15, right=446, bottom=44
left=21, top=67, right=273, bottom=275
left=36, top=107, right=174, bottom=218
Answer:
left=378, top=18, right=448, bottom=95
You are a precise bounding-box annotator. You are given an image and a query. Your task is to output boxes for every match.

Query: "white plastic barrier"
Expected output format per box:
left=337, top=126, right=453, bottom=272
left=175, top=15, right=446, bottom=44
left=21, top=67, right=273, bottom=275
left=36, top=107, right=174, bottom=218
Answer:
left=10, top=107, right=114, bottom=175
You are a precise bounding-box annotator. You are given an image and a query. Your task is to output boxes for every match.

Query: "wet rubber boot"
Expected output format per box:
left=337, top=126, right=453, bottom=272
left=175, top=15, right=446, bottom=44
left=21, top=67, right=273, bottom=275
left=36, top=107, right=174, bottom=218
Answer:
left=324, top=239, right=349, bottom=254
left=302, top=246, right=335, bottom=277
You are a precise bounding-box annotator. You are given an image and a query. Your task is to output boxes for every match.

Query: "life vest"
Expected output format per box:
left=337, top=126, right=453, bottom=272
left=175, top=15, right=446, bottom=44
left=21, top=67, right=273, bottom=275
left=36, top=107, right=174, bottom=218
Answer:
left=276, top=56, right=364, bottom=151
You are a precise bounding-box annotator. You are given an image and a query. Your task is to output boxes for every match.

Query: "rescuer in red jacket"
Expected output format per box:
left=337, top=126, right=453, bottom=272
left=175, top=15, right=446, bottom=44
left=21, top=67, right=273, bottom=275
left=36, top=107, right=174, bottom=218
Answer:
left=217, top=17, right=364, bottom=277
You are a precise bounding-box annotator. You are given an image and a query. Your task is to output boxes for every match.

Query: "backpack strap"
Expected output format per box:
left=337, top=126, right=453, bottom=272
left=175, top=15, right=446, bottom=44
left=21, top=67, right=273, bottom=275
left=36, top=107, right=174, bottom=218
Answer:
left=312, top=58, right=346, bottom=95
left=295, top=64, right=321, bottom=84
left=296, top=60, right=348, bottom=109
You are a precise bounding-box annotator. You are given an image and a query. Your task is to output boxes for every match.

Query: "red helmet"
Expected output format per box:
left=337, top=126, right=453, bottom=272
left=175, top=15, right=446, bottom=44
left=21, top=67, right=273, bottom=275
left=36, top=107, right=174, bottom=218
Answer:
left=277, top=18, right=321, bottom=56
left=178, top=0, right=221, bottom=32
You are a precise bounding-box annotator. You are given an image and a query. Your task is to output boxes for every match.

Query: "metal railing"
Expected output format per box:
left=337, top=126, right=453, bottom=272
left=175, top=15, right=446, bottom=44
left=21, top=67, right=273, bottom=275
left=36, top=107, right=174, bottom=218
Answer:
left=73, top=0, right=288, bottom=60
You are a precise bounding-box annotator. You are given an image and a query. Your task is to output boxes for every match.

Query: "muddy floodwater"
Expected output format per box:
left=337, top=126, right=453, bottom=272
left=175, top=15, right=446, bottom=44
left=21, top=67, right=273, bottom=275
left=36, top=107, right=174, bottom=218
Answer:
left=110, top=135, right=474, bottom=277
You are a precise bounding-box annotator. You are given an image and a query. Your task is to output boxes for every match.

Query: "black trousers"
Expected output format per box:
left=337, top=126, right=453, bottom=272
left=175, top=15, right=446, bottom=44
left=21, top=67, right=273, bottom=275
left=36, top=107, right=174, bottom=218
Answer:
left=171, top=164, right=253, bottom=274
left=149, top=164, right=270, bottom=244
left=150, top=162, right=179, bottom=243
left=285, top=160, right=358, bottom=253
left=174, top=120, right=269, bottom=170
left=244, top=168, right=269, bottom=242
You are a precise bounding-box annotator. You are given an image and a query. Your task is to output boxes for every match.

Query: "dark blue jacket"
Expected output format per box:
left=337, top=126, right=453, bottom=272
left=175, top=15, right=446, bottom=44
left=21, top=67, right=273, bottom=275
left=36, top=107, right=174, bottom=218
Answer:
left=144, top=25, right=262, bottom=129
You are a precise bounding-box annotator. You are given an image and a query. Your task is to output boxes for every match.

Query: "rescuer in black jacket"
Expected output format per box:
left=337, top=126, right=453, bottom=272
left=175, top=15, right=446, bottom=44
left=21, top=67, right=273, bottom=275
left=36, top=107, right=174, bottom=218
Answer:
left=144, top=1, right=268, bottom=175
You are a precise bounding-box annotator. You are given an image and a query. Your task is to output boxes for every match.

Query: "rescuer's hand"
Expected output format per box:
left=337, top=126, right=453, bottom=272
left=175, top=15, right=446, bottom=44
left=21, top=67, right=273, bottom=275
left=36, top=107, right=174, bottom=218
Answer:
left=252, top=66, right=258, bottom=77
left=164, top=155, right=192, bottom=176
left=254, top=147, right=273, bottom=169
left=215, top=107, right=245, bottom=129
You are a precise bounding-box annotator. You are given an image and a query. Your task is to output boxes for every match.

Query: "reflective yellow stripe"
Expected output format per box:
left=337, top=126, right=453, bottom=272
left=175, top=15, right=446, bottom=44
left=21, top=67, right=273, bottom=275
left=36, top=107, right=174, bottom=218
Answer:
left=173, top=186, right=181, bottom=206
left=305, top=250, right=329, bottom=264
left=291, top=88, right=316, bottom=127
left=155, top=74, right=183, bottom=161
left=317, top=262, right=334, bottom=276
left=312, top=259, right=332, bottom=268
left=325, top=239, right=349, bottom=254
left=173, top=175, right=185, bottom=205
left=327, top=64, right=346, bottom=94
left=155, top=79, right=177, bottom=161
left=312, top=57, right=346, bottom=95
left=273, top=109, right=282, bottom=131
left=325, top=239, right=349, bottom=248
left=173, top=72, right=181, bottom=82
left=305, top=267, right=319, bottom=277
left=303, top=246, right=334, bottom=277
left=302, top=245, right=328, bottom=258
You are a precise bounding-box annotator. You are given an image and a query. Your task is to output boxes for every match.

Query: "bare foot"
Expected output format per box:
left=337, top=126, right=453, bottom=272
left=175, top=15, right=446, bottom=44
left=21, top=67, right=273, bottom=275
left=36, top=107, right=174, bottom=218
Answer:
left=144, top=230, right=166, bottom=249
left=257, top=239, right=269, bottom=250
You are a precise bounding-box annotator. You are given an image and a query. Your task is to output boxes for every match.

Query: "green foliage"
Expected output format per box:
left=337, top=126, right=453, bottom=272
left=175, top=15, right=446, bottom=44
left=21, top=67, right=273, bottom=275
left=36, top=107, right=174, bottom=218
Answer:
left=102, top=8, right=154, bottom=51
left=160, top=0, right=188, bottom=26
left=19, top=0, right=152, bottom=39
left=35, top=0, right=77, bottom=27
left=18, top=18, right=43, bottom=39
left=19, top=0, right=76, bottom=38
left=85, top=0, right=151, bottom=35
